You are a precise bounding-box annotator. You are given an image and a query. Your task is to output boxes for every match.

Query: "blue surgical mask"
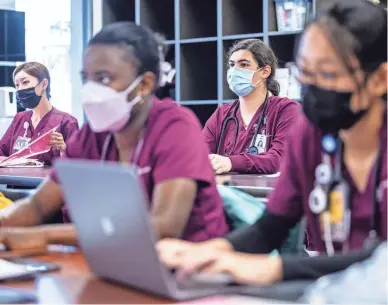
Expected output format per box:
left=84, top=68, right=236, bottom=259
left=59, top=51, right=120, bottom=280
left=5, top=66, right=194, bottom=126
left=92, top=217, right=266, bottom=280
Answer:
left=227, top=66, right=263, bottom=97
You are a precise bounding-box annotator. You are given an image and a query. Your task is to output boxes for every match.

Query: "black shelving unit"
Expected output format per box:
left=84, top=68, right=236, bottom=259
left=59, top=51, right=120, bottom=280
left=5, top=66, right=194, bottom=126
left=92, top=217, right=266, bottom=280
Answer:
left=0, top=9, right=26, bottom=88
left=102, top=0, right=135, bottom=24
left=222, top=0, right=263, bottom=36
left=140, top=0, right=175, bottom=40
left=180, top=0, right=217, bottom=39
left=180, top=42, right=218, bottom=101
left=269, top=34, right=298, bottom=68
left=100, top=0, right=318, bottom=126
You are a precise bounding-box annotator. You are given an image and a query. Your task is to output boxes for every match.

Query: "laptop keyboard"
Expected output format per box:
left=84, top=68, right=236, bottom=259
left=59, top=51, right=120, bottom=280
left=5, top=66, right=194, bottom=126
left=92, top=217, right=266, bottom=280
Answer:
left=174, top=271, right=236, bottom=289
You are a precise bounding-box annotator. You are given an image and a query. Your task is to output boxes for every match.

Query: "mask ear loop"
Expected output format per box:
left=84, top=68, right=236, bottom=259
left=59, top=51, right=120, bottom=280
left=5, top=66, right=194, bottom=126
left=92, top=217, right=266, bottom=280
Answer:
left=252, top=67, right=265, bottom=87
left=123, top=76, right=144, bottom=95
left=122, top=75, right=144, bottom=104
left=33, top=80, right=46, bottom=98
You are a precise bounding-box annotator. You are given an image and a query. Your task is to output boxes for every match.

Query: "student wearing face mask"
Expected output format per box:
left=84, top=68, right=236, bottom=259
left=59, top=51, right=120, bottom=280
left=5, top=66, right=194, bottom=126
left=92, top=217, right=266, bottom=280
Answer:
left=157, top=0, right=387, bottom=285
left=0, top=62, right=79, bottom=165
left=0, top=22, right=229, bottom=250
left=203, top=39, right=300, bottom=174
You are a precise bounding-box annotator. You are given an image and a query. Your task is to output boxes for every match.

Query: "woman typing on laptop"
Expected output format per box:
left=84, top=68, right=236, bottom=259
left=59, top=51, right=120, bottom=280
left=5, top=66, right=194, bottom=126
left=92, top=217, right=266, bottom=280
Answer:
left=157, top=0, right=387, bottom=285
left=0, top=22, right=229, bottom=250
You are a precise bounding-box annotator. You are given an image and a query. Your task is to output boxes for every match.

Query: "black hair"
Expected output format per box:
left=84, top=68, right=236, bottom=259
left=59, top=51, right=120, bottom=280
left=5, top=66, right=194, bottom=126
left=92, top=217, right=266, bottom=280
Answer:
left=13, top=62, right=51, bottom=99
left=308, top=0, right=387, bottom=76
left=227, top=39, right=280, bottom=96
left=88, top=22, right=164, bottom=87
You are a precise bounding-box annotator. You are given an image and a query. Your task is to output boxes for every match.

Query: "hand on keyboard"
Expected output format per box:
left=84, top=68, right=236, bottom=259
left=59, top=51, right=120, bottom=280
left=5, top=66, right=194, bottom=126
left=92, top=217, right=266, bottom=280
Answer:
left=176, top=271, right=234, bottom=289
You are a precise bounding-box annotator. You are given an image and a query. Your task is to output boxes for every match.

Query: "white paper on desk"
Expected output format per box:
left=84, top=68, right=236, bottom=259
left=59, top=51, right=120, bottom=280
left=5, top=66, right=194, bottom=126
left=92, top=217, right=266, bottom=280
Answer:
left=0, top=258, right=31, bottom=280
left=263, top=172, right=281, bottom=178
left=0, top=158, right=44, bottom=168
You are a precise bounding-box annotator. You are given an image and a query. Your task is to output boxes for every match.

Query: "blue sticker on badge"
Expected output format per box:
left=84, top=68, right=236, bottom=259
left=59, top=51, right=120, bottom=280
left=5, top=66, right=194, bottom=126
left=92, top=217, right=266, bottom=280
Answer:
left=322, top=135, right=336, bottom=154
left=247, top=146, right=259, bottom=154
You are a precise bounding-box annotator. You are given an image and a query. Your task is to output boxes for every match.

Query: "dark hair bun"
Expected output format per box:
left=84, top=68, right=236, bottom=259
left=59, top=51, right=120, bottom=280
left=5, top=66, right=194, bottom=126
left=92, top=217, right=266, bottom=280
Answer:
left=318, top=0, right=387, bottom=71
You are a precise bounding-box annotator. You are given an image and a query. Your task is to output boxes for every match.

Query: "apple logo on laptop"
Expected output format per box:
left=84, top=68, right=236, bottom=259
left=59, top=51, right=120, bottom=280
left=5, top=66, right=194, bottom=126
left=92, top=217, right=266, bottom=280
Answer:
left=100, top=217, right=115, bottom=236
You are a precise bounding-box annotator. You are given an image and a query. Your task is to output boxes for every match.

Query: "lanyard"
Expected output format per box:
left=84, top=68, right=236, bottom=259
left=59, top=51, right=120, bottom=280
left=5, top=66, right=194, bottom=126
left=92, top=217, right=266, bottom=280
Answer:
left=371, top=149, right=382, bottom=235
left=246, top=91, right=269, bottom=155
left=334, top=138, right=382, bottom=237
left=316, top=134, right=383, bottom=254
left=250, top=90, right=269, bottom=143
left=100, top=131, right=145, bottom=169
left=217, top=91, right=269, bottom=155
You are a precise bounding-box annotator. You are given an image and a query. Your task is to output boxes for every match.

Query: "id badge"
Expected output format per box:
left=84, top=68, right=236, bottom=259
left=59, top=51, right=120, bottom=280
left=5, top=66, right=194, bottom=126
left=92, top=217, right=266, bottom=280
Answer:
left=13, top=136, right=31, bottom=151
left=320, top=182, right=351, bottom=242
left=254, top=134, right=267, bottom=154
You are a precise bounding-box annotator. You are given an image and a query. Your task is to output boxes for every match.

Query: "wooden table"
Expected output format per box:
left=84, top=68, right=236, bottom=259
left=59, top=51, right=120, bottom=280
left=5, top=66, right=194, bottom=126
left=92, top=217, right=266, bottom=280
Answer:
left=4, top=252, right=287, bottom=304
left=5, top=251, right=174, bottom=304
left=0, top=167, right=50, bottom=188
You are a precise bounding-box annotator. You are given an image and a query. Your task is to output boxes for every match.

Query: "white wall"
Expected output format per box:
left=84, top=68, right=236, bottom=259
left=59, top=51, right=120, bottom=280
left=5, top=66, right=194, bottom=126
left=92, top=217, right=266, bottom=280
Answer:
left=70, top=0, right=86, bottom=125
left=0, top=0, right=15, bottom=10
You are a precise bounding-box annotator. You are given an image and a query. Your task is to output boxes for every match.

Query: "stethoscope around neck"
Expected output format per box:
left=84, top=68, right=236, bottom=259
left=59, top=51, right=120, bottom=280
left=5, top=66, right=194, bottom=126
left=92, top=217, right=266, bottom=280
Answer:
left=216, top=90, right=269, bottom=156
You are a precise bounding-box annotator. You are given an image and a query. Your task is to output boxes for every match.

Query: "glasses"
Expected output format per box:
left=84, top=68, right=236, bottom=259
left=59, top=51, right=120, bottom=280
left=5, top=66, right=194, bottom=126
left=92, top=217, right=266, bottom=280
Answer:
left=285, top=62, right=362, bottom=85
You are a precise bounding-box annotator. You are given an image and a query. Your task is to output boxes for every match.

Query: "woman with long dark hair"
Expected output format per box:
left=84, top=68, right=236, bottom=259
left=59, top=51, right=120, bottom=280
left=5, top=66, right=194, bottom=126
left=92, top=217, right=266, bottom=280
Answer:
left=204, top=39, right=300, bottom=174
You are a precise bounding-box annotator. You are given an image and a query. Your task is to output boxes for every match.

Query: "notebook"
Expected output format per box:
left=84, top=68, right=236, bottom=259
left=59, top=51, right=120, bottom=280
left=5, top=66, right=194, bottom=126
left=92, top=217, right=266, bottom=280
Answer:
left=0, top=258, right=38, bottom=281
left=0, top=258, right=60, bottom=281
left=0, top=124, right=59, bottom=167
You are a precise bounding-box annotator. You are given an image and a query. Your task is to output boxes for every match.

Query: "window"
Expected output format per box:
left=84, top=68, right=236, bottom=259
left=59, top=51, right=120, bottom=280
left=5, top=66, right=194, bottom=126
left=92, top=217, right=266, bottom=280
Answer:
left=15, top=0, right=72, bottom=113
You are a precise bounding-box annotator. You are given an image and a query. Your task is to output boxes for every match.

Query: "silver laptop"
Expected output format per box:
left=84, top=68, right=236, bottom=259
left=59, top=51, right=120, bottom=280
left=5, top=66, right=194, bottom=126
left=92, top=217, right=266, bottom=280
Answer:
left=55, top=159, right=239, bottom=300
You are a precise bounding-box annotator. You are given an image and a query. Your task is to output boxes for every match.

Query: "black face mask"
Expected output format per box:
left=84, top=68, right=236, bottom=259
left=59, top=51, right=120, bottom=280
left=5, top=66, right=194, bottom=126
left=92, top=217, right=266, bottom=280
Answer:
left=301, top=84, right=368, bottom=134
left=16, top=86, right=42, bottom=109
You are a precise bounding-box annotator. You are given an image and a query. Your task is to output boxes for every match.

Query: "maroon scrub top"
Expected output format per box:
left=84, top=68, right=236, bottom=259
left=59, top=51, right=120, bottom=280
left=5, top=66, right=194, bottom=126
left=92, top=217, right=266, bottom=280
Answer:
left=266, top=112, right=387, bottom=253
left=203, top=96, right=301, bottom=174
left=0, top=108, right=79, bottom=165
left=51, top=97, right=229, bottom=242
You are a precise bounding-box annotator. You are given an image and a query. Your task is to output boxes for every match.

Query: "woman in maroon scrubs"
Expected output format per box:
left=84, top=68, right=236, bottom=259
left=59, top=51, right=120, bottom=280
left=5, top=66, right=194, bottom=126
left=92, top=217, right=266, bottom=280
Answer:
left=204, top=39, right=300, bottom=175
left=0, top=62, right=79, bottom=165
left=157, top=0, right=387, bottom=285
left=0, top=22, right=228, bottom=247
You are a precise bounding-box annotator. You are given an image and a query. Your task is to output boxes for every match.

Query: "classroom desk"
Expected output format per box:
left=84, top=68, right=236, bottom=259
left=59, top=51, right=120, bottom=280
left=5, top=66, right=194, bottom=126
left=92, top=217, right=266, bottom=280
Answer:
left=5, top=251, right=173, bottom=304
left=5, top=252, right=281, bottom=304
left=216, top=174, right=278, bottom=198
left=0, top=167, right=50, bottom=188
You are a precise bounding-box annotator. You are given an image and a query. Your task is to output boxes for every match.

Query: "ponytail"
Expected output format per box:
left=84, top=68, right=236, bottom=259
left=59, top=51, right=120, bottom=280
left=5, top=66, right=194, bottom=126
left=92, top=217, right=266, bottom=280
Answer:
left=267, top=78, right=280, bottom=96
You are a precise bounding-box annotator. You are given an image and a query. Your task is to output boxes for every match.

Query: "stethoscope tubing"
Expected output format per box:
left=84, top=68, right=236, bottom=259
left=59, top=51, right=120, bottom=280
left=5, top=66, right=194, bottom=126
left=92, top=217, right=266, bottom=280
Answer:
left=216, top=91, right=269, bottom=156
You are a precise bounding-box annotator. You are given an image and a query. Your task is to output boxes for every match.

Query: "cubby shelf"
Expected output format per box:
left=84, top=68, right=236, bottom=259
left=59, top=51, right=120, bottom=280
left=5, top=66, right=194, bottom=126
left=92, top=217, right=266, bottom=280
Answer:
left=0, top=9, right=25, bottom=88
left=180, top=0, right=217, bottom=39
left=101, top=0, right=319, bottom=126
left=180, top=37, right=218, bottom=44
left=269, top=35, right=298, bottom=67
left=140, top=0, right=175, bottom=40
left=180, top=41, right=218, bottom=101
left=222, top=0, right=264, bottom=36
left=268, top=30, right=303, bottom=36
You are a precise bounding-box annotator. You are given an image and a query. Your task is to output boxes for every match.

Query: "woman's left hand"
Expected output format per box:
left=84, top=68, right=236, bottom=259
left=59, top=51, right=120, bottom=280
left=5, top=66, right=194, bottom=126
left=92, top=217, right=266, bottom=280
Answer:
left=180, top=252, right=283, bottom=286
left=49, top=132, right=66, bottom=152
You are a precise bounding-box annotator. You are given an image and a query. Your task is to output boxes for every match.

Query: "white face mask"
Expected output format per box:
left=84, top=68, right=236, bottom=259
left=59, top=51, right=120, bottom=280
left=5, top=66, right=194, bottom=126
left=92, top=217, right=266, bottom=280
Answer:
left=81, top=76, right=143, bottom=133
